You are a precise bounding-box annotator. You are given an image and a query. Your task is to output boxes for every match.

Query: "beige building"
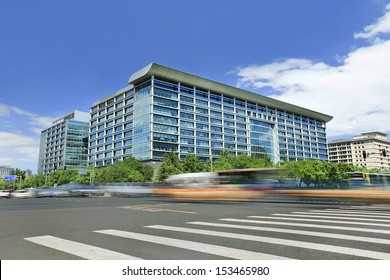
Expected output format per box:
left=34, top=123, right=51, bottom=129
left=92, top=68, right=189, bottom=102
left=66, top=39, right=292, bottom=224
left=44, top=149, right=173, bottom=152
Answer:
left=328, top=132, right=390, bottom=170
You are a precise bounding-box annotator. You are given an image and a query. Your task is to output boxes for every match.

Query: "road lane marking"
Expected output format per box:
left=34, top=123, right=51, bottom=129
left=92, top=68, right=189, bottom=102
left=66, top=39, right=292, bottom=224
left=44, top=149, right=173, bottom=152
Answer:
left=24, top=235, right=141, bottom=260
left=146, top=225, right=390, bottom=260
left=95, top=229, right=290, bottom=260
left=272, top=213, right=390, bottom=223
left=249, top=215, right=390, bottom=228
left=220, top=218, right=390, bottom=235
left=187, top=221, right=390, bottom=245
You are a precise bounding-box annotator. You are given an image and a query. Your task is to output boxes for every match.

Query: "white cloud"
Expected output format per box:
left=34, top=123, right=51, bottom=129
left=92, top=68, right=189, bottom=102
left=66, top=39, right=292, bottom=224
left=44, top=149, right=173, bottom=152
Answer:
left=0, top=132, right=40, bottom=171
left=236, top=4, right=390, bottom=138
left=0, top=103, right=56, bottom=134
left=354, top=3, right=390, bottom=39
left=0, top=104, right=58, bottom=172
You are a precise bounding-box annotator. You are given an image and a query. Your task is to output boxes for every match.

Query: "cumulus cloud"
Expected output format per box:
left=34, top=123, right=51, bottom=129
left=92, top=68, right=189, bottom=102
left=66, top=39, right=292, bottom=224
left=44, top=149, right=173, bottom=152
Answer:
left=236, top=4, right=390, bottom=138
left=354, top=3, right=390, bottom=39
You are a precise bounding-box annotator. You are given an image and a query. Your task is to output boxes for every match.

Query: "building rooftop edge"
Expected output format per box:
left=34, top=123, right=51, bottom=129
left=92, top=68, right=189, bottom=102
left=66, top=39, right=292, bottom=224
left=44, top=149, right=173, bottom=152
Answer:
left=41, top=110, right=90, bottom=133
left=92, top=85, right=134, bottom=107
left=329, top=131, right=390, bottom=144
left=128, top=63, right=333, bottom=123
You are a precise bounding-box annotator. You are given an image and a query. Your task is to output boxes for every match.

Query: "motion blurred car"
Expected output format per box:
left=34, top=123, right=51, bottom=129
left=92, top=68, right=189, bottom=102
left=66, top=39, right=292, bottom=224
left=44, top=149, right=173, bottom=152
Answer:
left=0, top=190, right=11, bottom=198
left=10, top=188, right=36, bottom=198
left=101, top=185, right=152, bottom=197
left=34, top=186, right=71, bottom=197
left=55, top=184, right=103, bottom=197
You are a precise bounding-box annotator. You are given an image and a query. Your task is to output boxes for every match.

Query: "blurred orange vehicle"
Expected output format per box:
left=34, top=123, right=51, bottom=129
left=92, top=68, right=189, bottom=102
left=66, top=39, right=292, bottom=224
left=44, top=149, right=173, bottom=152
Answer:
left=153, top=168, right=287, bottom=201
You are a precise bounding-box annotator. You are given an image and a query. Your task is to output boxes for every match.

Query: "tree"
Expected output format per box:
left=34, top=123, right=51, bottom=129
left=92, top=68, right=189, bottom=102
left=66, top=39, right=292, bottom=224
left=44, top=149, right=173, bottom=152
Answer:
left=213, top=150, right=234, bottom=171
left=155, top=152, right=183, bottom=182
left=22, top=174, right=46, bottom=188
left=213, top=151, right=274, bottom=171
left=284, top=159, right=362, bottom=188
left=182, top=154, right=207, bottom=173
left=10, top=168, right=29, bottom=180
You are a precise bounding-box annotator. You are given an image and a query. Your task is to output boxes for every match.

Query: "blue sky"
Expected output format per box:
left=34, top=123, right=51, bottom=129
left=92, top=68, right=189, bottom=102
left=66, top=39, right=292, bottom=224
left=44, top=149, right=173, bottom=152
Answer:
left=1, top=0, right=390, bottom=173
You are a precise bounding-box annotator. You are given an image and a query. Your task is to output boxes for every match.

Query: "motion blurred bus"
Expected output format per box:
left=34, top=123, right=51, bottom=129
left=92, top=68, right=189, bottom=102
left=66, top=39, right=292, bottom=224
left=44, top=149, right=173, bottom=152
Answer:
left=153, top=168, right=291, bottom=200
left=346, top=172, right=390, bottom=189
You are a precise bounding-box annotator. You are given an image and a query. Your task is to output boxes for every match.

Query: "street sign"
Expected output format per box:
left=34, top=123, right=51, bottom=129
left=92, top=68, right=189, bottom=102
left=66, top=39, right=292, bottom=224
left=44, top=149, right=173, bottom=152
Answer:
left=78, top=170, right=87, bottom=175
left=5, top=175, right=16, bottom=181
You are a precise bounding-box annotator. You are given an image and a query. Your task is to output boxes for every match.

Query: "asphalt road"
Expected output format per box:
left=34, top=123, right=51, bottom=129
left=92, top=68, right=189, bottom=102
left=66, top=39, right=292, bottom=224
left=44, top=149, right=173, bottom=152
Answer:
left=1, top=196, right=390, bottom=260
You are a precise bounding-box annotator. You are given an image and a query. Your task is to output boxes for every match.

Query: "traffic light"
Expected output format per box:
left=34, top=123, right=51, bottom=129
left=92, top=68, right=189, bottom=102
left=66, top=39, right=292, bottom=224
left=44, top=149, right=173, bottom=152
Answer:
left=383, top=149, right=387, bottom=157
left=362, top=150, right=367, bottom=158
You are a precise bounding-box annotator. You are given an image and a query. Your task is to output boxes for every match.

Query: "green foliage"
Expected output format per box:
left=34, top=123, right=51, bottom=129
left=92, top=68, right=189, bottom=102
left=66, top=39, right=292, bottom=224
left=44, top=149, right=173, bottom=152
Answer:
left=212, top=150, right=234, bottom=171
left=8, top=153, right=373, bottom=190
left=156, top=152, right=183, bottom=182
left=212, top=151, right=273, bottom=171
left=13, top=157, right=154, bottom=188
left=154, top=151, right=276, bottom=181
left=182, top=154, right=207, bottom=173
left=10, top=168, right=29, bottom=180
left=283, top=159, right=360, bottom=188
left=22, top=174, right=46, bottom=188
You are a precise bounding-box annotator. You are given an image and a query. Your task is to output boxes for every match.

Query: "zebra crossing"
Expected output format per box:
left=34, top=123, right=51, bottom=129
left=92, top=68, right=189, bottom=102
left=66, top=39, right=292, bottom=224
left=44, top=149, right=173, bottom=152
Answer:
left=24, top=204, right=390, bottom=260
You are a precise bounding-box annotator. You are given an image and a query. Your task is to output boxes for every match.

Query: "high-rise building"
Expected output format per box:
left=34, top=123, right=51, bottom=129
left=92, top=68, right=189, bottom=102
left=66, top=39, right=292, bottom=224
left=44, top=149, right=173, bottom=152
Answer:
left=328, top=132, right=390, bottom=170
left=89, top=63, right=332, bottom=167
left=38, top=110, right=90, bottom=174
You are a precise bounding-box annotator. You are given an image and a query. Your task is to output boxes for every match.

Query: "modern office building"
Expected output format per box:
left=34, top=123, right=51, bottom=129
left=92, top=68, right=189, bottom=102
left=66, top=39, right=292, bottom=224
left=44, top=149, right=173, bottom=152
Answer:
left=328, top=132, right=390, bottom=170
left=0, top=166, right=14, bottom=179
left=38, top=110, right=90, bottom=174
left=88, top=63, right=332, bottom=167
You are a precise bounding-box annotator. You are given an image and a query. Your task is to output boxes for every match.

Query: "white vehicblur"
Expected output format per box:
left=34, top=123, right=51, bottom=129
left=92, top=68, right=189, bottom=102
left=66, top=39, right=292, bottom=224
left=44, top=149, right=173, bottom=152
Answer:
left=10, top=188, right=36, bottom=198
left=0, top=190, right=11, bottom=198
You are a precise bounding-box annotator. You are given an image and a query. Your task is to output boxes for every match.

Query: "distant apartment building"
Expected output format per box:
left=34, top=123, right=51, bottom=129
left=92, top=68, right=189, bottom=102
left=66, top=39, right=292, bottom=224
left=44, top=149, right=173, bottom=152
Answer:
left=38, top=110, right=90, bottom=174
left=88, top=63, right=332, bottom=168
left=328, top=132, right=390, bottom=170
left=0, top=166, right=14, bottom=179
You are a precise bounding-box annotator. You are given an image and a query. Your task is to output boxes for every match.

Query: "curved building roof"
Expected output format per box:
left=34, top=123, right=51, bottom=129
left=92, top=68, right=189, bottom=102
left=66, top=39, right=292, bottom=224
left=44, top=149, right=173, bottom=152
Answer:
left=128, top=63, right=333, bottom=123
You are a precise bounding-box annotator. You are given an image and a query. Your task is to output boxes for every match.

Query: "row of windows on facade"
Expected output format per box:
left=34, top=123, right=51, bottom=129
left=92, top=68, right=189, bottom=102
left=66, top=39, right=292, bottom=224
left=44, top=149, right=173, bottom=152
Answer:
left=89, top=139, right=326, bottom=155
left=89, top=125, right=326, bottom=143
left=90, top=118, right=326, bottom=138
left=89, top=152, right=327, bottom=163
left=89, top=148, right=326, bottom=159
left=91, top=103, right=325, bottom=133
left=88, top=137, right=324, bottom=152
left=91, top=80, right=325, bottom=126
left=91, top=99, right=325, bottom=133
left=153, top=82, right=325, bottom=127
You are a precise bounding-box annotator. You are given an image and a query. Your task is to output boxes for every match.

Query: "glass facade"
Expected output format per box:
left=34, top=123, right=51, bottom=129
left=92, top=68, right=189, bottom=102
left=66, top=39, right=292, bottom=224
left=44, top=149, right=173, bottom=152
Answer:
left=38, top=111, right=89, bottom=174
left=88, top=65, right=331, bottom=167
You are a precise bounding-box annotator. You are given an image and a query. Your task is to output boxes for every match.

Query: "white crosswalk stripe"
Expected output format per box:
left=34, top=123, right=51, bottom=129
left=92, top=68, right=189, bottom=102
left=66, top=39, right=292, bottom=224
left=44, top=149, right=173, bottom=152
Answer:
left=23, top=205, right=390, bottom=260
left=94, top=229, right=290, bottom=260
left=187, top=221, right=390, bottom=245
left=146, top=224, right=390, bottom=259
left=24, top=235, right=141, bottom=260
left=340, top=205, right=390, bottom=210
left=220, top=218, right=390, bottom=234
left=274, top=213, right=390, bottom=223
left=249, top=215, right=390, bottom=227
left=307, top=210, right=390, bottom=218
